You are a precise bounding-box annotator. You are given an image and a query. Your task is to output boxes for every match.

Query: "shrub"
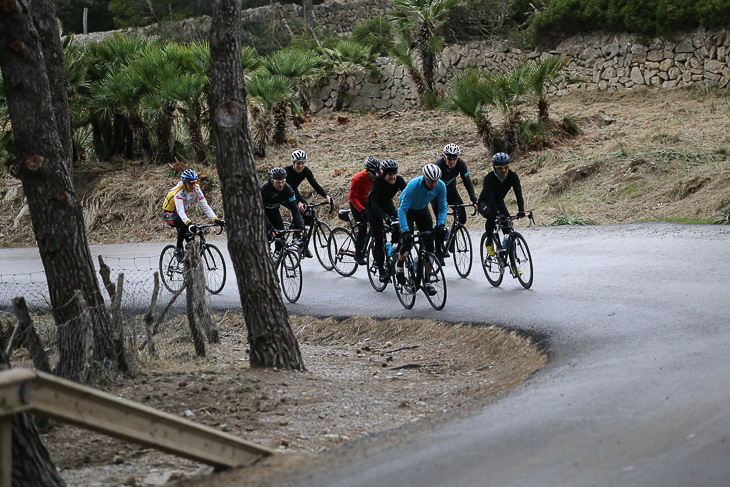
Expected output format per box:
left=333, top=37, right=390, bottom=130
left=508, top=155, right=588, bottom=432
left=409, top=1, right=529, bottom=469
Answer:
left=352, top=16, right=394, bottom=57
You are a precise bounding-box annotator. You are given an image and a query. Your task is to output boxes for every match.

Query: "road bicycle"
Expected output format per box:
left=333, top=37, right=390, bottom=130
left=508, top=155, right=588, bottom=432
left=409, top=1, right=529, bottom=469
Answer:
left=441, top=204, right=476, bottom=278
left=159, top=223, right=226, bottom=294
left=480, top=211, right=535, bottom=289
left=365, top=220, right=399, bottom=292
left=299, top=200, right=335, bottom=270
left=327, top=209, right=370, bottom=277
left=393, top=230, right=447, bottom=310
left=269, top=228, right=304, bottom=303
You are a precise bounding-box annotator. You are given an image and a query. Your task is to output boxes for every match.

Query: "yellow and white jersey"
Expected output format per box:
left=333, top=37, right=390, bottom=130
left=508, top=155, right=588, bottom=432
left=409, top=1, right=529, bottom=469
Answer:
left=163, top=181, right=217, bottom=224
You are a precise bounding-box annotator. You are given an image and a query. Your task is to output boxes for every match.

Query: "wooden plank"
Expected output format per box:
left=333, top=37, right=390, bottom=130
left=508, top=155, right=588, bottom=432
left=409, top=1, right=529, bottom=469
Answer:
left=0, top=368, right=34, bottom=416
left=0, top=415, right=12, bottom=487
left=0, top=369, right=274, bottom=469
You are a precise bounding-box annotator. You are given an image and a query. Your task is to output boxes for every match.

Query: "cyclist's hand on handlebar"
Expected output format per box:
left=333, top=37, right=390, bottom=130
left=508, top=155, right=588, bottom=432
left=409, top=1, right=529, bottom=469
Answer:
left=384, top=215, right=392, bottom=225
left=215, top=218, right=226, bottom=228
left=516, top=211, right=526, bottom=218
left=187, top=224, right=197, bottom=236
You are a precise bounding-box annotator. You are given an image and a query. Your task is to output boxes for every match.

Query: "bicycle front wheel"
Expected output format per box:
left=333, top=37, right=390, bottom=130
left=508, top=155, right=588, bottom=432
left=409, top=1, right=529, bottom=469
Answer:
left=279, top=249, right=303, bottom=303
left=452, top=225, right=473, bottom=278
left=313, top=221, right=333, bottom=271
left=393, top=254, right=416, bottom=309
left=480, top=233, right=504, bottom=287
left=202, top=244, right=226, bottom=294
left=366, top=239, right=388, bottom=292
left=328, top=226, right=358, bottom=277
left=159, top=245, right=185, bottom=293
left=509, top=233, right=534, bottom=289
left=422, top=252, right=447, bottom=310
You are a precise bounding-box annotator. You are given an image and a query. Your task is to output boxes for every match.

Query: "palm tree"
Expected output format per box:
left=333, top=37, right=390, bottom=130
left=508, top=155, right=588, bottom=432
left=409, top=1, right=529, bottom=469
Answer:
left=486, top=62, right=531, bottom=154
left=388, top=0, right=465, bottom=100
left=171, top=42, right=211, bottom=163
left=246, top=71, right=294, bottom=157
left=321, top=40, right=378, bottom=112
left=527, top=55, right=568, bottom=122
left=442, top=69, right=495, bottom=154
left=389, top=29, right=431, bottom=104
left=260, top=48, right=317, bottom=144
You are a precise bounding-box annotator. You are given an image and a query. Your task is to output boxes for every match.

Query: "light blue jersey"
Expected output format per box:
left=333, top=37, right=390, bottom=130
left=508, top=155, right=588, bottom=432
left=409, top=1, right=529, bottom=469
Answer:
left=398, top=176, right=447, bottom=232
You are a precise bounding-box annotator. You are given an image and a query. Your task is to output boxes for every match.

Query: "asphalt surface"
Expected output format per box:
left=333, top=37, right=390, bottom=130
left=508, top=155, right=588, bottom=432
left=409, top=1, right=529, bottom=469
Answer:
left=2, top=223, right=729, bottom=486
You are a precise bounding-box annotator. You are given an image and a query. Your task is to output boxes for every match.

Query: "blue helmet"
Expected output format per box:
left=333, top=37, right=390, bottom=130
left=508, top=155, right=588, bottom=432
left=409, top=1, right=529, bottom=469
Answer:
left=492, top=153, right=510, bottom=165
left=181, top=169, right=198, bottom=182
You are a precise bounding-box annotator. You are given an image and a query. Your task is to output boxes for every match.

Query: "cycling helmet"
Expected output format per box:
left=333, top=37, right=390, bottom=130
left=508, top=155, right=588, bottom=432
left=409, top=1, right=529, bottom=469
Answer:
left=181, top=169, right=198, bottom=182
left=364, top=156, right=380, bottom=174
left=422, top=164, right=441, bottom=181
left=492, top=152, right=511, bottom=165
left=443, top=143, right=461, bottom=157
left=380, top=159, right=398, bottom=174
left=269, top=167, right=287, bottom=180
left=291, top=149, right=307, bottom=162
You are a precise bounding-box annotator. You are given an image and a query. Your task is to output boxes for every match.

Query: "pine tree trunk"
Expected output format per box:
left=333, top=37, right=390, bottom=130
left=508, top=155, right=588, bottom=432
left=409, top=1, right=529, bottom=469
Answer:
left=210, top=0, right=305, bottom=370
left=0, top=0, right=119, bottom=383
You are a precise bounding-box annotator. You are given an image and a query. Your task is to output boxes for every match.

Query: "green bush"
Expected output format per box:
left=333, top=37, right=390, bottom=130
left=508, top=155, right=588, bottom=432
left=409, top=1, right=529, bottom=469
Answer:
left=352, top=16, right=394, bottom=57
left=532, top=0, right=730, bottom=39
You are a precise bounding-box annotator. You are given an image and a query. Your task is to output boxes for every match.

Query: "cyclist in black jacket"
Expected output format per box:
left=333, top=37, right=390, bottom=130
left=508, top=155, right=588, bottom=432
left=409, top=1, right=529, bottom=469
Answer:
left=285, top=149, right=334, bottom=257
left=477, top=153, right=525, bottom=257
left=261, top=167, right=305, bottom=253
left=430, top=143, right=478, bottom=256
left=366, top=159, right=406, bottom=282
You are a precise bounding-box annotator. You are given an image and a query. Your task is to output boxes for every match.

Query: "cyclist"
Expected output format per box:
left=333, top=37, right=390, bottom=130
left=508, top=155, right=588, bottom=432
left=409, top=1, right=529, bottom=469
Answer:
left=366, top=159, right=407, bottom=282
left=349, top=156, right=381, bottom=265
left=395, top=164, right=447, bottom=294
left=163, top=169, right=224, bottom=262
left=285, top=149, right=334, bottom=257
left=477, top=152, right=526, bottom=257
left=261, top=167, right=306, bottom=254
left=430, top=143, right=478, bottom=256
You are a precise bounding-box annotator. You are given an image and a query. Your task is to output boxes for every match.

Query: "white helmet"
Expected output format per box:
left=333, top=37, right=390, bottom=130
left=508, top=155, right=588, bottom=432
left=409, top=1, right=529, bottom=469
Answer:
left=291, top=149, right=307, bottom=162
left=422, top=164, right=441, bottom=181
left=443, top=143, right=461, bottom=156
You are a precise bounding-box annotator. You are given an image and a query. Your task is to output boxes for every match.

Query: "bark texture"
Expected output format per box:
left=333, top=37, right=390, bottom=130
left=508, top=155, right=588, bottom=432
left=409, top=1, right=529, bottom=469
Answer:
left=209, top=0, right=305, bottom=370
left=0, top=0, right=119, bottom=382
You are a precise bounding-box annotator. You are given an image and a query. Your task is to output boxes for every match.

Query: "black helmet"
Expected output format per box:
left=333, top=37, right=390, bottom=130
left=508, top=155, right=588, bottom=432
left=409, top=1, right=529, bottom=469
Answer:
left=269, top=167, right=287, bottom=180
left=380, top=159, right=398, bottom=174
left=364, top=156, right=380, bottom=175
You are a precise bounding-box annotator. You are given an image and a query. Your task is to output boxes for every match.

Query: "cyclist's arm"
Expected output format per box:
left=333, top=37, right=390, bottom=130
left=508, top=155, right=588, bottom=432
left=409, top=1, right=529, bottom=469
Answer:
left=398, top=180, right=416, bottom=233
left=436, top=181, right=448, bottom=227
left=284, top=194, right=305, bottom=229
left=195, top=186, right=218, bottom=221
left=304, top=167, right=329, bottom=200
left=510, top=173, right=525, bottom=213
left=174, top=193, right=192, bottom=225
left=459, top=162, right=478, bottom=203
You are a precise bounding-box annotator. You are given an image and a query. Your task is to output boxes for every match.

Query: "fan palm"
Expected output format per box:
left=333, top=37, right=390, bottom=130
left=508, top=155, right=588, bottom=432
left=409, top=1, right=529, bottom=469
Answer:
left=247, top=71, right=294, bottom=158
left=527, top=55, right=568, bottom=122
left=321, top=40, right=377, bottom=112
left=442, top=69, right=494, bottom=153
left=486, top=63, right=531, bottom=154
left=390, top=29, right=431, bottom=105
left=388, top=0, right=465, bottom=97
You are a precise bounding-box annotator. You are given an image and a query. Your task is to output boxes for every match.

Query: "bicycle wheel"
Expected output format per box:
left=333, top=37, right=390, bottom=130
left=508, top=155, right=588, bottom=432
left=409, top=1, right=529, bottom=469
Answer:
left=480, top=232, right=504, bottom=287
left=393, top=254, right=416, bottom=309
left=366, top=239, right=388, bottom=292
left=313, top=221, right=333, bottom=271
left=279, top=249, right=303, bottom=303
left=452, top=225, right=473, bottom=278
left=159, top=245, right=185, bottom=293
left=202, top=244, right=226, bottom=294
left=328, top=226, right=358, bottom=277
left=422, top=252, right=447, bottom=310
left=509, top=232, right=534, bottom=289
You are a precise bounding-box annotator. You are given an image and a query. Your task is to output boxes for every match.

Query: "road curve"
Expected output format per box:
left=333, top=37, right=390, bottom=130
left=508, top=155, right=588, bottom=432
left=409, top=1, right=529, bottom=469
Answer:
left=2, top=223, right=728, bottom=486
left=281, top=223, right=730, bottom=487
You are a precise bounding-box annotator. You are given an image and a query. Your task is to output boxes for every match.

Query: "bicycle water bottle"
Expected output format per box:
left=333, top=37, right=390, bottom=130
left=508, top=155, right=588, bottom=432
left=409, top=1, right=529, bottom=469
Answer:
left=386, top=243, right=395, bottom=258
left=502, top=236, right=509, bottom=250
left=412, top=255, right=418, bottom=273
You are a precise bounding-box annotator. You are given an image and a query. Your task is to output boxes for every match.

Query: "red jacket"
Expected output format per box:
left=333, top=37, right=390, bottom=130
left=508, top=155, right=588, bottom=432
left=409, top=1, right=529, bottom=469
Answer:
left=348, top=170, right=372, bottom=212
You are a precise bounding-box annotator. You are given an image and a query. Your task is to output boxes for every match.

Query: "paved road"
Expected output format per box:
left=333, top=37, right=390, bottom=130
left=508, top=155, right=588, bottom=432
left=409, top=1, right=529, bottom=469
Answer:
left=3, top=223, right=729, bottom=486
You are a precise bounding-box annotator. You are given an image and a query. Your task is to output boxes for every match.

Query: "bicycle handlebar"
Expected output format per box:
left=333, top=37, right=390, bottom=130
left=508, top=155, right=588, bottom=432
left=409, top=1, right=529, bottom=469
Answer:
left=448, top=203, right=478, bottom=217
left=190, top=223, right=225, bottom=236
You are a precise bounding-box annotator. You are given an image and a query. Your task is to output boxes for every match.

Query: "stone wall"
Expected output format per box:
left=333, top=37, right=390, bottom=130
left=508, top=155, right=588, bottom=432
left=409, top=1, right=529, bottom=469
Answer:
left=318, top=27, right=730, bottom=113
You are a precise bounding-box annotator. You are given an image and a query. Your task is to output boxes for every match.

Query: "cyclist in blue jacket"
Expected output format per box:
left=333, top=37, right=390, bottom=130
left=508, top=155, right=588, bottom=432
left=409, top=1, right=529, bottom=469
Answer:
left=395, top=164, right=447, bottom=294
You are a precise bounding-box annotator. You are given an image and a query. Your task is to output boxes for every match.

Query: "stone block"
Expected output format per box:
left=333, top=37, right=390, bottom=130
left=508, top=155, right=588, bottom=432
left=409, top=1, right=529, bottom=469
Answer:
left=676, top=38, right=694, bottom=53
left=705, top=59, right=725, bottom=74
left=630, top=66, right=645, bottom=85
left=647, top=50, right=664, bottom=62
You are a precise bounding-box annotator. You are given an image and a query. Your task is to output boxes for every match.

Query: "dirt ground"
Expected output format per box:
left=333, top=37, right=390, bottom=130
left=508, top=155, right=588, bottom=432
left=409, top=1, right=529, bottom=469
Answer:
left=28, top=314, right=546, bottom=486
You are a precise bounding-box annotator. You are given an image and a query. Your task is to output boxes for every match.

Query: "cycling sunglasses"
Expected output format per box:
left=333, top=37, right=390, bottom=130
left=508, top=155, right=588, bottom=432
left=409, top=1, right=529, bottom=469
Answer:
left=446, top=155, right=458, bottom=160
left=272, top=178, right=286, bottom=184
left=494, top=165, right=510, bottom=170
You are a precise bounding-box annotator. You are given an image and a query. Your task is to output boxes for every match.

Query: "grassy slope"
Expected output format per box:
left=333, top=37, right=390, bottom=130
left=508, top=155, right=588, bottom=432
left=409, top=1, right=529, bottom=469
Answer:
left=1, top=85, right=728, bottom=248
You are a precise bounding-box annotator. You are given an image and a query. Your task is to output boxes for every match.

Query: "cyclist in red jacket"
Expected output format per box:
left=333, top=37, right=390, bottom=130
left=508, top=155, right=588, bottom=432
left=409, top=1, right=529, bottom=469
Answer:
left=349, top=157, right=380, bottom=265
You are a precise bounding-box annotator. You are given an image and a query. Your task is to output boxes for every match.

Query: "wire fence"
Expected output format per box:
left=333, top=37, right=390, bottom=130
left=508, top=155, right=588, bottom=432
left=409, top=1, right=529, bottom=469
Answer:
left=0, top=254, right=219, bottom=377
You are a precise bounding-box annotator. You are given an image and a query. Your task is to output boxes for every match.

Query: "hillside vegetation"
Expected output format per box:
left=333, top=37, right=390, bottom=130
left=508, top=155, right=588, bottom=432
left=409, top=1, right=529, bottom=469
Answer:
left=0, top=84, right=728, bottom=249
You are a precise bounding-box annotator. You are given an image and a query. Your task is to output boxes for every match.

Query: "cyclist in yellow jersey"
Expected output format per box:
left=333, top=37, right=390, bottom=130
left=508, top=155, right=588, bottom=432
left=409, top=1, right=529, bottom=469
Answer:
left=163, top=169, right=225, bottom=261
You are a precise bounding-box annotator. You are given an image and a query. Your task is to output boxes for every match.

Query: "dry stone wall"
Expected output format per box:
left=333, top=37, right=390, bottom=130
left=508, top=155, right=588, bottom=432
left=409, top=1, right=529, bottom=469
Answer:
left=319, top=27, right=730, bottom=113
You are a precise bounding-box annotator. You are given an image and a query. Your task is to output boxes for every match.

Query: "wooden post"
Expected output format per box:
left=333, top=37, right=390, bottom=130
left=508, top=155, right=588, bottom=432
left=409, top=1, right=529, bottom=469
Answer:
left=98, top=255, right=116, bottom=302
left=144, top=273, right=160, bottom=357
left=184, top=242, right=206, bottom=357
left=0, top=415, right=11, bottom=487
left=74, top=291, right=94, bottom=384
left=110, top=273, right=130, bottom=373
left=11, top=298, right=51, bottom=373
left=83, top=7, right=88, bottom=35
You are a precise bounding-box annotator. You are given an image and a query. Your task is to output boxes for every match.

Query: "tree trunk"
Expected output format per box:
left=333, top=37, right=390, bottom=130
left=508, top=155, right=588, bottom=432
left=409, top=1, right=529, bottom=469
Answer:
left=0, top=340, right=66, bottom=487
left=272, top=101, right=289, bottom=145
left=0, top=0, right=120, bottom=383
left=302, top=0, right=314, bottom=34
left=209, top=0, right=305, bottom=370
